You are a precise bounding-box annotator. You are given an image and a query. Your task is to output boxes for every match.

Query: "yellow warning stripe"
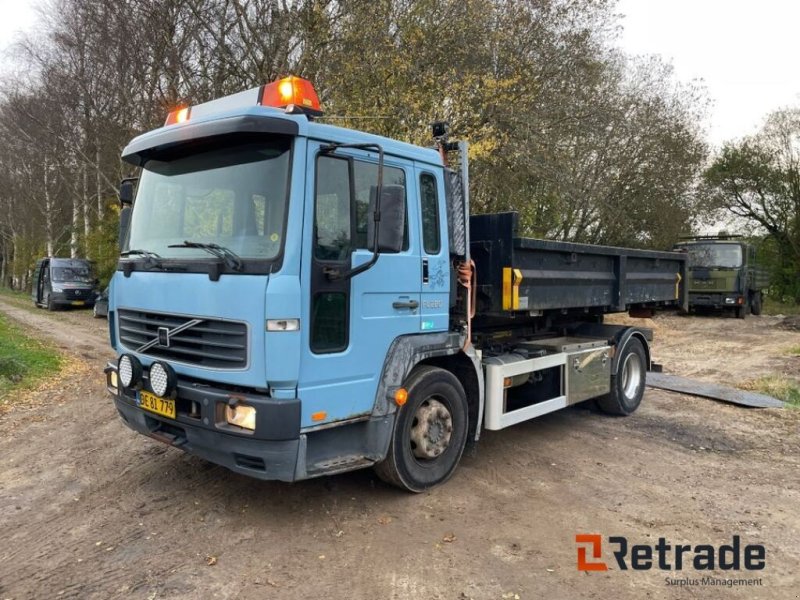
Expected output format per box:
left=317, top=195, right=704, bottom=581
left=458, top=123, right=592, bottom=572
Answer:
left=513, top=269, right=523, bottom=310
left=502, top=267, right=524, bottom=310
left=502, top=267, right=512, bottom=310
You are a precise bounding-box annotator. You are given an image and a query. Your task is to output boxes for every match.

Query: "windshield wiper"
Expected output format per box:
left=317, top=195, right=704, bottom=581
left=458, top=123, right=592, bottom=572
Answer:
left=120, top=249, right=163, bottom=269
left=168, top=241, right=244, bottom=272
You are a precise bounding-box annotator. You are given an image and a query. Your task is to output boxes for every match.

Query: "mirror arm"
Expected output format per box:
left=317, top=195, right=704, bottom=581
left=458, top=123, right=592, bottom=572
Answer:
left=320, top=143, right=384, bottom=281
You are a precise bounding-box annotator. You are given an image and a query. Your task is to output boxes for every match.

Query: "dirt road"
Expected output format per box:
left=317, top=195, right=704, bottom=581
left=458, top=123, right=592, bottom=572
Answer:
left=1, top=301, right=798, bottom=600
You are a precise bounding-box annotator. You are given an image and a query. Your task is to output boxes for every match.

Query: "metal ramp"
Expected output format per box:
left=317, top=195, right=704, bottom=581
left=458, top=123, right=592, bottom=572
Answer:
left=646, top=372, right=784, bottom=408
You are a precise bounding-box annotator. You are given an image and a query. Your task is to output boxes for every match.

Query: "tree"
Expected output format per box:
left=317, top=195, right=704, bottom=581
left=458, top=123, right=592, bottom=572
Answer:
left=0, top=0, right=711, bottom=291
left=705, top=108, right=800, bottom=300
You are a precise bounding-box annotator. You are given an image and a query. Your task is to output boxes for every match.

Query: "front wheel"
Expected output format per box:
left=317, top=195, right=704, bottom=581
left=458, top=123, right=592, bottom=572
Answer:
left=374, top=366, right=469, bottom=492
left=750, top=291, right=763, bottom=316
left=597, top=337, right=647, bottom=416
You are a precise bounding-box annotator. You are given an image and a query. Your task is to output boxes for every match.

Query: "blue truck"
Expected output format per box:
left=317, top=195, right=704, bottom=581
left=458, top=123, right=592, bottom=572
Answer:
left=104, top=77, right=687, bottom=492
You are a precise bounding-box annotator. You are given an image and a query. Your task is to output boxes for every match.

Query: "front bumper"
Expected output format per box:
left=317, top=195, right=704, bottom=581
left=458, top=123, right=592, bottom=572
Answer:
left=51, top=289, right=96, bottom=306
left=114, top=398, right=302, bottom=480
left=105, top=363, right=393, bottom=482
left=688, top=292, right=743, bottom=309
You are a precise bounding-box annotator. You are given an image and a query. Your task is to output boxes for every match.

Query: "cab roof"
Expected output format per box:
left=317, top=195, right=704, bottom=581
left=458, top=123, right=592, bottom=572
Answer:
left=122, top=89, right=442, bottom=168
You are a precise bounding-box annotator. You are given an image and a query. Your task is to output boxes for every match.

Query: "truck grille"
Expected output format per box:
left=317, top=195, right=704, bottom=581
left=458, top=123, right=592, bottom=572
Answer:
left=117, top=309, right=248, bottom=369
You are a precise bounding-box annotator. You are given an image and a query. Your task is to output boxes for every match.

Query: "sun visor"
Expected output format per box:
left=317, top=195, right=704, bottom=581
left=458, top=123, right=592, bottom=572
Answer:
left=121, top=115, right=299, bottom=166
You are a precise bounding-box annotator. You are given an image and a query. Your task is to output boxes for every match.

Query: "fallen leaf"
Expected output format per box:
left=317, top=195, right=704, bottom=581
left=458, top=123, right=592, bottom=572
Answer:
left=442, top=533, right=456, bottom=543
left=377, top=516, right=392, bottom=525
left=206, top=555, right=217, bottom=566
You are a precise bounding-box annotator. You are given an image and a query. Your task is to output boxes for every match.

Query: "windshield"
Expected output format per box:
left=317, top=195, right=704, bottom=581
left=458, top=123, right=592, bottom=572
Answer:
left=52, top=266, right=92, bottom=283
left=126, top=141, right=291, bottom=262
left=679, top=243, right=743, bottom=269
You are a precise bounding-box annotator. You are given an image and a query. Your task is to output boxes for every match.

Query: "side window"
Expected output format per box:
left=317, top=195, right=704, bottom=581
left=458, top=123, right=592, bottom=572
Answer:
left=353, top=161, right=407, bottom=250
left=419, top=173, right=441, bottom=254
left=314, top=155, right=352, bottom=261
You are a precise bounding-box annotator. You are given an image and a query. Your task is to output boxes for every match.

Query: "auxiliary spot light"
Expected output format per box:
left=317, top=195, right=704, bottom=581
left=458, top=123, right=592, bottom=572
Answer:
left=149, top=361, right=177, bottom=398
left=118, top=354, right=142, bottom=389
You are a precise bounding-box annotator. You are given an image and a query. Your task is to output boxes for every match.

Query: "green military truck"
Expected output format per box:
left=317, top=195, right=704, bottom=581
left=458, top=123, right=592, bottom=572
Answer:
left=674, top=235, right=769, bottom=319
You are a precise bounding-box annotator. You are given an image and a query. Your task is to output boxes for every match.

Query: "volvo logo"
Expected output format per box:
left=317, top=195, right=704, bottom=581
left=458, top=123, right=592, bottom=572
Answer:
left=136, top=319, right=204, bottom=353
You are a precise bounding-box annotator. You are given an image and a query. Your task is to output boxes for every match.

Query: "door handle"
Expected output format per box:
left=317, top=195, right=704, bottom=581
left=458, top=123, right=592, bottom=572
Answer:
left=393, top=300, right=419, bottom=310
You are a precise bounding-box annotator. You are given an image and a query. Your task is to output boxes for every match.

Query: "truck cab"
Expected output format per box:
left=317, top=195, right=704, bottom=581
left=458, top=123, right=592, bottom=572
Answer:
left=674, top=237, right=768, bottom=318
left=107, top=78, right=458, bottom=487
left=32, top=257, right=97, bottom=311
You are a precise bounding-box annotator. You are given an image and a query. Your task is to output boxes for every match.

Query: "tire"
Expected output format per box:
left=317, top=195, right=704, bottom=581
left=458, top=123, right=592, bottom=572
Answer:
left=735, top=305, right=747, bottom=319
left=750, top=291, right=763, bottom=316
left=46, top=295, right=56, bottom=311
left=596, top=337, right=647, bottom=416
left=374, top=366, right=469, bottom=492
left=93, top=304, right=100, bottom=318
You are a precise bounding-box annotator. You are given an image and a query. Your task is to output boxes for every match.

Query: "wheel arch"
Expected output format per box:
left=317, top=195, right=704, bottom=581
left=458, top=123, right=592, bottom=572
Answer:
left=416, top=352, right=483, bottom=444
left=372, top=333, right=484, bottom=443
left=612, top=328, right=651, bottom=375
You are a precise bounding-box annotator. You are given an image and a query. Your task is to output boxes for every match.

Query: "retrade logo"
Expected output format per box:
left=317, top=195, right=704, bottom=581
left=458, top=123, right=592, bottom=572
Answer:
left=576, top=534, right=766, bottom=572
left=575, top=534, right=608, bottom=571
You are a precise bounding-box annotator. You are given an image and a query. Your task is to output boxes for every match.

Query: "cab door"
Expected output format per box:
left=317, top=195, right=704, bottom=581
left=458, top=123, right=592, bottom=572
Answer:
left=416, top=167, right=449, bottom=332
left=31, top=260, right=44, bottom=304
left=297, top=143, right=421, bottom=427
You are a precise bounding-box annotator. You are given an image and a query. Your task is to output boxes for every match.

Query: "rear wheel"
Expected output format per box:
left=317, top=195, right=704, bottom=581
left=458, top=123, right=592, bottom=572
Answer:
left=750, top=291, right=763, bottom=316
left=374, top=366, right=469, bottom=492
left=597, top=338, right=646, bottom=416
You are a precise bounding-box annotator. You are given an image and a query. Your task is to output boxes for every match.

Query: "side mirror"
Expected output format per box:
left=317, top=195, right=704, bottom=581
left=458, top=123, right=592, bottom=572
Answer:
left=119, top=178, right=136, bottom=206
left=367, top=185, right=405, bottom=253
left=119, top=206, right=132, bottom=251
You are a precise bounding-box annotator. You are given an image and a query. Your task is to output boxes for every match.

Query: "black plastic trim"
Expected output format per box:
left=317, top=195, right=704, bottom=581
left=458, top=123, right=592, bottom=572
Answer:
left=122, top=115, right=299, bottom=166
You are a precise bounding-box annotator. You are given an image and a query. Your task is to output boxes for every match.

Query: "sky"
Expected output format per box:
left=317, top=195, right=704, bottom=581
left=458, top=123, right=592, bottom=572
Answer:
left=0, top=1, right=37, bottom=60
left=617, top=0, right=800, bottom=146
left=0, top=0, right=798, bottom=147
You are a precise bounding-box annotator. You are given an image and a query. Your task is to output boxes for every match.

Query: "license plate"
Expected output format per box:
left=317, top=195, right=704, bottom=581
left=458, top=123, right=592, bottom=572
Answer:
left=71, top=301, right=85, bottom=306
left=139, top=391, right=176, bottom=419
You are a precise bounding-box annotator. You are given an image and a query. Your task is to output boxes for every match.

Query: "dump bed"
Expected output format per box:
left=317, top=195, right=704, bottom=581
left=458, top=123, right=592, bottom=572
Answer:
left=470, top=212, right=687, bottom=318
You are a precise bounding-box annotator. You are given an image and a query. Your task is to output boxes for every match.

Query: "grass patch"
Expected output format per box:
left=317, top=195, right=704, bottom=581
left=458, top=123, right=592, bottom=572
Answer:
left=763, top=296, right=800, bottom=316
left=0, top=286, right=27, bottom=298
left=0, top=313, right=63, bottom=406
left=785, top=345, right=800, bottom=356
left=739, top=375, right=800, bottom=407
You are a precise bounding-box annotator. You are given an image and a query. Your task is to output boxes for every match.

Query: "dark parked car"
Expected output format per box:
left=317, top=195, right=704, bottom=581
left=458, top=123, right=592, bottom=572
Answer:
left=93, top=288, right=109, bottom=319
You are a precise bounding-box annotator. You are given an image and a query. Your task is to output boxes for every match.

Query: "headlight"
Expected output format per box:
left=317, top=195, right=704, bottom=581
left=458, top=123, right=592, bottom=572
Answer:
left=148, top=361, right=176, bottom=397
left=225, top=403, right=256, bottom=431
left=118, top=354, right=142, bottom=388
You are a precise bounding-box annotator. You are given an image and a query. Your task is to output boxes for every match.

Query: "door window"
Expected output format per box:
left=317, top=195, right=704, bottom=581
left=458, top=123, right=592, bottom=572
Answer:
left=314, top=156, right=352, bottom=261
left=419, top=172, right=441, bottom=254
